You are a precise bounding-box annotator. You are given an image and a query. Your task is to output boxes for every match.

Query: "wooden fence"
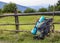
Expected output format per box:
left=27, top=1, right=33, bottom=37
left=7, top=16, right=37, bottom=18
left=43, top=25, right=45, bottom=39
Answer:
left=0, top=11, right=60, bottom=33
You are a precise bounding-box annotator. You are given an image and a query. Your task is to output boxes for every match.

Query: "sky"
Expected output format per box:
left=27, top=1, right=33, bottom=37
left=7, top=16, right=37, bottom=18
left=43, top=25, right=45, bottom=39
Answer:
left=0, top=0, right=58, bottom=6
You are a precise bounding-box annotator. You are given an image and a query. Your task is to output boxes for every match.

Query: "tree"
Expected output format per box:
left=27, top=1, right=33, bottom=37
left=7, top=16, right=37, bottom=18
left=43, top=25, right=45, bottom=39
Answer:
left=0, top=9, right=2, bottom=15
left=56, top=0, right=60, bottom=6
left=0, top=9, right=2, bottom=13
left=47, top=0, right=60, bottom=11
left=56, top=0, right=60, bottom=11
left=56, top=5, right=60, bottom=11
left=48, top=5, right=54, bottom=11
left=38, top=8, right=47, bottom=12
left=3, top=2, right=17, bottom=13
left=24, top=8, right=36, bottom=13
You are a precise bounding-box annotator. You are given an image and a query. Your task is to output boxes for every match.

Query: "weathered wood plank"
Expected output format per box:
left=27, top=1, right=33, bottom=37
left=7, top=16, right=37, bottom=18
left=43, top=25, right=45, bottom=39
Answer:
left=14, top=9, right=19, bottom=33
left=1, top=30, right=60, bottom=33
left=3, top=30, right=30, bottom=32
left=0, top=11, right=60, bottom=17
left=0, top=22, right=60, bottom=26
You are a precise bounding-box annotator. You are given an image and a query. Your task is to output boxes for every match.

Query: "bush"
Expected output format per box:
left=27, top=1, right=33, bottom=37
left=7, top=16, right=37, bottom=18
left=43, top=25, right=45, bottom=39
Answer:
left=17, top=10, right=21, bottom=13
left=38, top=8, right=48, bottom=12
left=24, top=8, right=36, bottom=13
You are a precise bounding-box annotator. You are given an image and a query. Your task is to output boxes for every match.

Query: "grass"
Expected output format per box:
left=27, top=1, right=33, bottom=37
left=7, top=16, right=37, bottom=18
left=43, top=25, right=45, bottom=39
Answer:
left=18, top=32, right=60, bottom=43
left=0, top=15, right=60, bottom=43
left=0, top=15, right=60, bottom=30
left=0, top=32, right=60, bottom=43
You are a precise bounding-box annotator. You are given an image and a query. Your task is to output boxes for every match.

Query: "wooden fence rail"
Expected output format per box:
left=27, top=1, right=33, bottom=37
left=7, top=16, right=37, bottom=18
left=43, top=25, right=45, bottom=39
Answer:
left=0, top=11, right=60, bottom=17
left=0, top=11, right=60, bottom=33
left=0, top=22, right=60, bottom=26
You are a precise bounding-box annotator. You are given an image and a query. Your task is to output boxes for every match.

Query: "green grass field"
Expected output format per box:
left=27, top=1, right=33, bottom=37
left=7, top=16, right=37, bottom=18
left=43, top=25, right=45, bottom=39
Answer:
left=0, top=15, right=60, bottom=43
left=0, top=15, right=60, bottom=30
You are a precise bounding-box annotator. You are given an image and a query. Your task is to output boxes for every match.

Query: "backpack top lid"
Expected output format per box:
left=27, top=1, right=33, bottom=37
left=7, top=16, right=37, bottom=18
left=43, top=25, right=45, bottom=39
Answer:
left=39, top=16, right=45, bottom=23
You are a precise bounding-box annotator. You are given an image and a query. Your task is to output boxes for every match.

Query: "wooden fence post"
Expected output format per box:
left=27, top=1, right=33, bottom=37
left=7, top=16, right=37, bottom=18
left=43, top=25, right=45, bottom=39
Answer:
left=14, top=9, right=19, bottom=33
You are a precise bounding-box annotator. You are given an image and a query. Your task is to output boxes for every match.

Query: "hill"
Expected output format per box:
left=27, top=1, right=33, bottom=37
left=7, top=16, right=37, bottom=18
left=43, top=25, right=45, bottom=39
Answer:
left=0, top=1, right=28, bottom=12
left=28, top=4, right=49, bottom=10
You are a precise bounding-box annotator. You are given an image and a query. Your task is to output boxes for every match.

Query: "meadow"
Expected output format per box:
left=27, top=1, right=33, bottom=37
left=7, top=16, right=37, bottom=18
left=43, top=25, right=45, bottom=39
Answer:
left=0, top=15, right=60, bottom=30
left=0, top=15, right=60, bottom=43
